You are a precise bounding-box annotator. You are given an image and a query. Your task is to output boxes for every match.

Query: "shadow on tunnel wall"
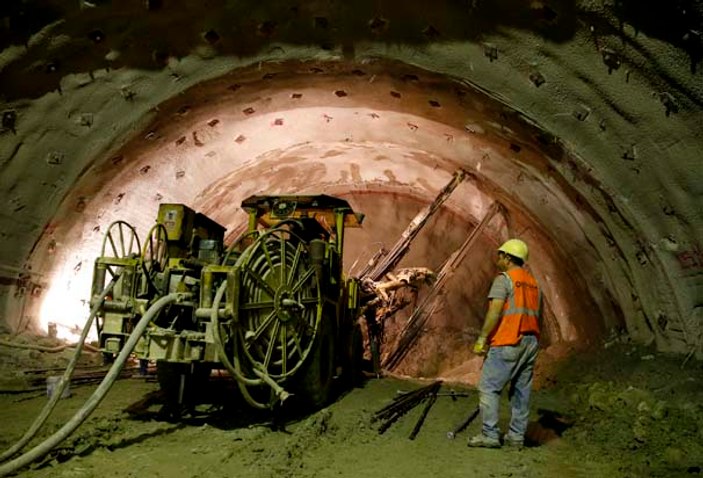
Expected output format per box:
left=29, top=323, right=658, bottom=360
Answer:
left=3, top=0, right=701, bottom=101
left=1, top=0, right=656, bottom=101
left=611, top=0, right=702, bottom=73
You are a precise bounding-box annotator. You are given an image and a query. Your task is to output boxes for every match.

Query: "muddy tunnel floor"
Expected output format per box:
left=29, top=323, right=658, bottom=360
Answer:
left=1, top=343, right=702, bottom=478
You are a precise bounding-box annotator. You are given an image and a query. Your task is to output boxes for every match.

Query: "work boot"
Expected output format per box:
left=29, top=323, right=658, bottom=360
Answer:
left=467, top=434, right=501, bottom=448
left=503, top=437, right=524, bottom=450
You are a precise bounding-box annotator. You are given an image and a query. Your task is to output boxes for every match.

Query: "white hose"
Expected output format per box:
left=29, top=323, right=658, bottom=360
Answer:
left=0, top=274, right=119, bottom=463
left=209, top=282, right=269, bottom=409
left=0, top=293, right=188, bottom=477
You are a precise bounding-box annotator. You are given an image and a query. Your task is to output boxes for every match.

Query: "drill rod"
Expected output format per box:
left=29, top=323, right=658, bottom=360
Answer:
left=446, top=406, right=480, bottom=440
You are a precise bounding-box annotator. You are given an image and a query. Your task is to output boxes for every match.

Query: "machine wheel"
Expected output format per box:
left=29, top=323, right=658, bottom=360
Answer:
left=294, top=318, right=335, bottom=408
left=345, top=321, right=365, bottom=388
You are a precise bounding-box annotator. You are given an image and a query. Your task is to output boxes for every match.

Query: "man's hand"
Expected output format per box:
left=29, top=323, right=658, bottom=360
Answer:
left=473, top=336, right=488, bottom=356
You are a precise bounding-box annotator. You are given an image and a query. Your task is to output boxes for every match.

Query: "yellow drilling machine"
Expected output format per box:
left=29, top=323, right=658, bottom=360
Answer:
left=91, top=195, right=365, bottom=414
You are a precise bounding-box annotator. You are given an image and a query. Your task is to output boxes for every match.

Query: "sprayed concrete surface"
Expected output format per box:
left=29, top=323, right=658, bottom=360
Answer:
left=0, top=343, right=702, bottom=478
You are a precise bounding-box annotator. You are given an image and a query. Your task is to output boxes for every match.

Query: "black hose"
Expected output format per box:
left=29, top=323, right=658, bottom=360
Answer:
left=0, top=292, right=188, bottom=477
left=0, top=274, right=119, bottom=463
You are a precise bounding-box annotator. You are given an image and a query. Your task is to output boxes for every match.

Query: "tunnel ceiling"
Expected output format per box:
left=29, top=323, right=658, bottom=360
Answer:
left=0, top=0, right=701, bottom=357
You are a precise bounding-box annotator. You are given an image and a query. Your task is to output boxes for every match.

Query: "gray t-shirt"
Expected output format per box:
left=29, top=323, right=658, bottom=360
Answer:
left=487, top=274, right=511, bottom=301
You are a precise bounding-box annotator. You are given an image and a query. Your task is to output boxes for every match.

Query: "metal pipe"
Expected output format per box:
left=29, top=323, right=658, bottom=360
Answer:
left=194, top=307, right=229, bottom=319
left=101, top=300, right=132, bottom=313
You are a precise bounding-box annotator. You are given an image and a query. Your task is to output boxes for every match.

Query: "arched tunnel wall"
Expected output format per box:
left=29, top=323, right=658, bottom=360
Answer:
left=0, top=60, right=653, bottom=355
left=0, top=1, right=701, bottom=362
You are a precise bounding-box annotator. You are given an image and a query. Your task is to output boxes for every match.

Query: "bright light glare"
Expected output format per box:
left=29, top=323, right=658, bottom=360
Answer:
left=39, top=259, right=94, bottom=343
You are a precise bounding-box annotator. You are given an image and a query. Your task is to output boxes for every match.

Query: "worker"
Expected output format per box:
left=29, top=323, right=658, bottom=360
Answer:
left=467, top=239, right=542, bottom=449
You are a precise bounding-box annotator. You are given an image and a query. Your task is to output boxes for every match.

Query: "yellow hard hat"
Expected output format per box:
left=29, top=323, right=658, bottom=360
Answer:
left=498, top=239, right=529, bottom=261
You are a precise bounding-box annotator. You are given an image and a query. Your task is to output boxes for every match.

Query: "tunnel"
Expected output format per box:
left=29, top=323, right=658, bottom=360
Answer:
left=2, top=1, right=700, bottom=366
left=0, top=1, right=702, bottom=475
left=17, top=57, right=626, bottom=380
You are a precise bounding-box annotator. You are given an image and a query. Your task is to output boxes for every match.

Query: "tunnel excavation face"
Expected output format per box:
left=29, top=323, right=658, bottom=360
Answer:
left=26, top=60, right=625, bottom=384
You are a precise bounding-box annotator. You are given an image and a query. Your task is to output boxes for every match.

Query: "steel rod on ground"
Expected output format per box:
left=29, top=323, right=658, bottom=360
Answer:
left=373, top=381, right=443, bottom=435
left=447, top=406, right=480, bottom=440
left=408, top=381, right=442, bottom=440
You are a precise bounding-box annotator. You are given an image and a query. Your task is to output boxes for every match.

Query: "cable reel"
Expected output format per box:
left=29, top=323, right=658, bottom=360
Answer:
left=234, top=223, right=322, bottom=382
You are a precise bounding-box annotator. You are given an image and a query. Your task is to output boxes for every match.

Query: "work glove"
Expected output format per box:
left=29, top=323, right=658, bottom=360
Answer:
left=473, top=336, right=488, bottom=356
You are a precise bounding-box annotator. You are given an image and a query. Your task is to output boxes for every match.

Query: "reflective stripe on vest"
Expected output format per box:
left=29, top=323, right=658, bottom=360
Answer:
left=488, top=268, right=541, bottom=347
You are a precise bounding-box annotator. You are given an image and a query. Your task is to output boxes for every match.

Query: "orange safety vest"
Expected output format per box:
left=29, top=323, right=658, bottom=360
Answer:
left=488, top=268, right=541, bottom=347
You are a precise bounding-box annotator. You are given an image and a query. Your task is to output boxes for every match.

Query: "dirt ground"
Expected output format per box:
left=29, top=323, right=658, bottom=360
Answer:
left=1, top=342, right=702, bottom=478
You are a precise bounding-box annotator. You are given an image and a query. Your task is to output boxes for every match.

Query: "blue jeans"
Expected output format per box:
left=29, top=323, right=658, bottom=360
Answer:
left=478, top=335, right=539, bottom=441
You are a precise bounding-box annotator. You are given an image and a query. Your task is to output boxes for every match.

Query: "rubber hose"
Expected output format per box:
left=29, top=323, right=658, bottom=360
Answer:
left=209, top=281, right=269, bottom=409
left=0, top=292, right=187, bottom=477
left=0, top=340, right=99, bottom=354
left=0, top=274, right=119, bottom=463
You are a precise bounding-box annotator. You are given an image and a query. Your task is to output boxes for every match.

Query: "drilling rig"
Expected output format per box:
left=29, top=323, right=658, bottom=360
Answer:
left=1, top=172, right=487, bottom=476
left=91, top=195, right=365, bottom=412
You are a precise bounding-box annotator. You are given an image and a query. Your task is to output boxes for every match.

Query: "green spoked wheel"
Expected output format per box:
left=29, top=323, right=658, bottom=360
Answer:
left=99, top=220, right=141, bottom=277
left=234, top=225, right=322, bottom=381
left=141, top=223, right=169, bottom=276
left=139, top=223, right=169, bottom=297
left=101, top=220, right=141, bottom=258
left=93, top=221, right=142, bottom=347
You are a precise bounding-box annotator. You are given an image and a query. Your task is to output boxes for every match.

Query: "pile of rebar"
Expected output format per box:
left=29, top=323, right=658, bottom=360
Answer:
left=372, top=380, right=443, bottom=439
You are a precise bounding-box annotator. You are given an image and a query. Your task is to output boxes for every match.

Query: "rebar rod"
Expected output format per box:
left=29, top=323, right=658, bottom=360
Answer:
left=447, top=406, right=480, bottom=440
left=383, top=202, right=503, bottom=370
left=374, top=381, right=442, bottom=434
left=358, top=170, right=467, bottom=282
left=409, top=381, right=442, bottom=440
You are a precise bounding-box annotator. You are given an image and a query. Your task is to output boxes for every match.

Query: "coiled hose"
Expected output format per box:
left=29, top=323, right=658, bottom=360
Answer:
left=210, top=281, right=289, bottom=409
left=0, top=274, right=120, bottom=463
left=0, top=292, right=189, bottom=477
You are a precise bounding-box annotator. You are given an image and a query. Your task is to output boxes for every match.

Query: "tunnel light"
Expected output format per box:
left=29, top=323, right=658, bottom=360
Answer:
left=38, top=259, right=93, bottom=343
